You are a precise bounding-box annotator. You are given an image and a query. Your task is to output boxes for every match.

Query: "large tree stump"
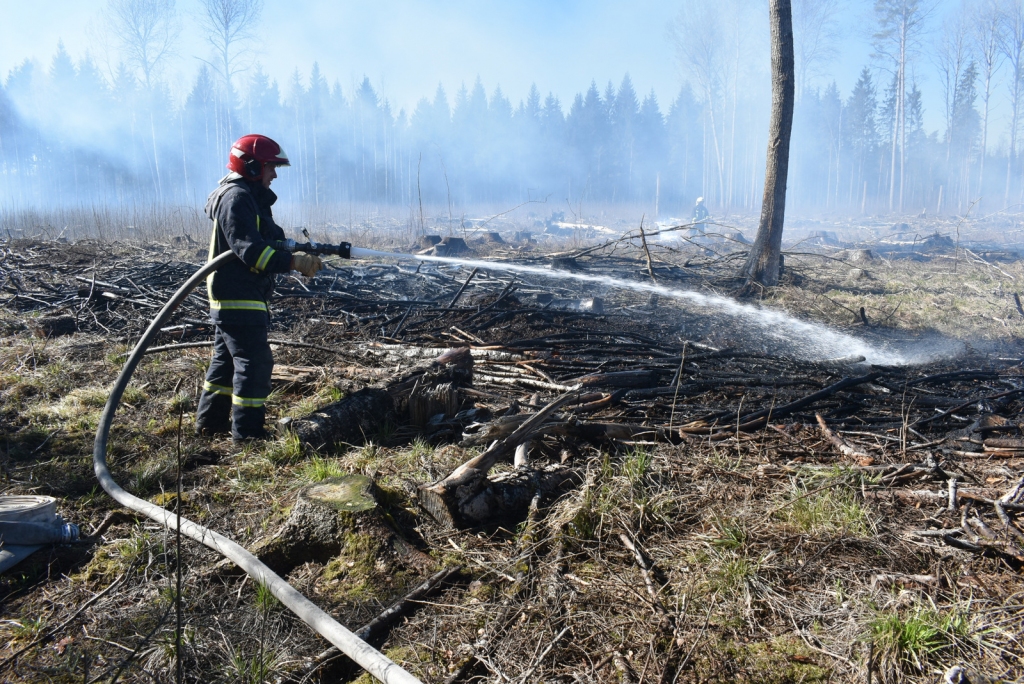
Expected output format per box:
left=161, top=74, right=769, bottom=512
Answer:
left=388, top=347, right=473, bottom=427
left=244, top=475, right=434, bottom=577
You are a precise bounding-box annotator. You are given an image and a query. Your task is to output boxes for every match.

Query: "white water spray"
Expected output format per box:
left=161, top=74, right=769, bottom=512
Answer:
left=349, top=247, right=939, bottom=365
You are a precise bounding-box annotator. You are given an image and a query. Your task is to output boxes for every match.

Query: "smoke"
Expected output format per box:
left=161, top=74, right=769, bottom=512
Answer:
left=350, top=247, right=963, bottom=365
left=0, top=0, right=1017, bottom=222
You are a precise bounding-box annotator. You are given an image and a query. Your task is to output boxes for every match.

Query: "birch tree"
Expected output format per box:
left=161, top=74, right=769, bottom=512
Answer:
left=936, top=3, right=971, bottom=211
left=671, top=0, right=726, bottom=208
left=196, top=0, right=263, bottom=90
left=792, top=0, right=842, bottom=94
left=106, top=0, right=180, bottom=200
left=873, top=0, right=931, bottom=213
left=107, top=0, right=180, bottom=90
left=972, top=0, right=1003, bottom=206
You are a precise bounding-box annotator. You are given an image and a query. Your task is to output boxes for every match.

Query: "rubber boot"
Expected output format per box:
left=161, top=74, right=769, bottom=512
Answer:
left=195, top=391, right=231, bottom=436
left=232, top=405, right=269, bottom=442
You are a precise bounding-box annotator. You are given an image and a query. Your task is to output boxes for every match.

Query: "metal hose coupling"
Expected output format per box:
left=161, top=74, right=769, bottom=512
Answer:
left=272, top=239, right=352, bottom=258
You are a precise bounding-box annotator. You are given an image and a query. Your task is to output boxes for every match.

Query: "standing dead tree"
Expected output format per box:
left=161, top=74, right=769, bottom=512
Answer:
left=741, top=0, right=795, bottom=288
left=196, top=0, right=263, bottom=90
left=972, top=0, right=1004, bottom=209
left=874, top=0, right=931, bottom=214
left=106, top=0, right=181, bottom=90
left=106, top=0, right=181, bottom=202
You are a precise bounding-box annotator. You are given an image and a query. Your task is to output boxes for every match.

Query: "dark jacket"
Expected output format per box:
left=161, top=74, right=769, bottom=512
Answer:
left=204, top=174, right=292, bottom=326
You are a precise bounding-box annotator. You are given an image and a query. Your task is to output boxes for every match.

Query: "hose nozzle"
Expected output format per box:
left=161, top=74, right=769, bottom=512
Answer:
left=273, top=239, right=351, bottom=259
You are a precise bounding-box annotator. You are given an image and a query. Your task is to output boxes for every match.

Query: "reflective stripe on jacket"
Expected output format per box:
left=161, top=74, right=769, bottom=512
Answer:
left=204, top=174, right=292, bottom=325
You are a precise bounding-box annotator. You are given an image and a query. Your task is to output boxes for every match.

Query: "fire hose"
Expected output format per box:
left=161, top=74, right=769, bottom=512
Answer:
left=93, top=245, right=423, bottom=684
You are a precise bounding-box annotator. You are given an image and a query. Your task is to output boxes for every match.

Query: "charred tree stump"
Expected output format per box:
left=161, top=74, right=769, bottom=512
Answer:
left=418, top=390, right=580, bottom=527
left=30, top=314, right=77, bottom=338
left=434, top=237, right=469, bottom=256
left=243, top=475, right=433, bottom=577
left=418, top=235, right=442, bottom=250
left=389, top=347, right=474, bottom=427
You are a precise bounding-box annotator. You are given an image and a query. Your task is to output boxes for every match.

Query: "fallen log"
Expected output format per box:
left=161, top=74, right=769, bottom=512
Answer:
left=284, top=388, right=397, bottom=450
left=571, top=369, right=658, bottom=388
left=984, top=438, right=1024, bottom=451
left=283, top=347, right=473, bottom=448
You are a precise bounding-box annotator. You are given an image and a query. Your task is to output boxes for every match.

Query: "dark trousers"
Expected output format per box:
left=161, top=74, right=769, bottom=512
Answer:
left=195, top=325, right=273, bottom=439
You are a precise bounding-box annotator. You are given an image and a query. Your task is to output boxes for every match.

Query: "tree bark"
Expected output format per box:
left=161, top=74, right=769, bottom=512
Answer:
left=741, top=0, right=795, bottom=288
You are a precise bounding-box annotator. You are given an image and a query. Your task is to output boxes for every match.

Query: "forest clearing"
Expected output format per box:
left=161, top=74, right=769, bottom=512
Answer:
left=1, top=215, right=1023, bottom=683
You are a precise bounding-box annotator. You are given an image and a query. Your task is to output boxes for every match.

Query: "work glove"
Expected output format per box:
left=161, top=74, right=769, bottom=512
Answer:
left=291, top=253, right=323, bottom=277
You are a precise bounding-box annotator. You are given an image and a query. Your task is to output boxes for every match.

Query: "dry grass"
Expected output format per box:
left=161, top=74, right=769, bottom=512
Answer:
left=1, top=226, right=1023, bottom=683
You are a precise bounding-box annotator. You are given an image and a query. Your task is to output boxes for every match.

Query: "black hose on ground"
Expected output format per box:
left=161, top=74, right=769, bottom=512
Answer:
left=92, top=250, right=421, bottom=684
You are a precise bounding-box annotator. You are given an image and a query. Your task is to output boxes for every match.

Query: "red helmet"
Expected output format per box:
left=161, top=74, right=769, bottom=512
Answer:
left=227, top=134, right=290, bottom=180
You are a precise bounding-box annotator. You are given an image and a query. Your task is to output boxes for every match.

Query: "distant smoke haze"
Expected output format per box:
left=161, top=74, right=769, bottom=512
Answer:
left=1, top=0, right=1017, bottom=222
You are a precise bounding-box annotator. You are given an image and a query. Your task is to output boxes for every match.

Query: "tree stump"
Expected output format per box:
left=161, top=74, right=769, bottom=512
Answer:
left=388, top=347, right=473, bottom=427
left=456, top=464, right=582, bottom=526
left=408, top=382, right=461, bottom=427
left=418, top=235, right=442, bottom=250
left=244, top=475, right=434, bottom=577
left=848, top=248, right=875, bottom=264
left=550, top=256, right=581, bottom=270
left=31, top=314, right=77, bottom=338
left=418, top=391, right=582, bottom=528
left=434, top=236, right=469, bottom=256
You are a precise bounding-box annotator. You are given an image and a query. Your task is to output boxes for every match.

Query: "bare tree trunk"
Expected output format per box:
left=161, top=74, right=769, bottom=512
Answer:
left=1008, top=87, right=1020, bottom=209
left=706, top=92, right=726, bottom=209
left=898, top=52, right=906, bottom=213
left=889, top=69, right=899, bottom=213
left=1007, top=60, right=1022, bottom=209
left=741, top=0, right=794, bottom=288
left=979, top=54, right=994, bottom=210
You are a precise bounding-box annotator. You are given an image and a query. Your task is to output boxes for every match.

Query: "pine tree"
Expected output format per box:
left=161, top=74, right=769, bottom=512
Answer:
left=842, top=67, right=878, bottom=210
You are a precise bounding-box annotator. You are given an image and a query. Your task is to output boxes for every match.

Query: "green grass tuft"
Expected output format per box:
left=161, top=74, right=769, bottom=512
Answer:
left=868, top=604, right=971, bottom=676
left=776, top=485, right=873, bottom=536
left=302, top=454, right=345, bottom=481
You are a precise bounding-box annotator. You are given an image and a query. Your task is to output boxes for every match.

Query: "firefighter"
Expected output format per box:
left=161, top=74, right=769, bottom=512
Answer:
left=194, top=134, right=323, bottom=442
left=692, top=196, right=710, bottom=223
